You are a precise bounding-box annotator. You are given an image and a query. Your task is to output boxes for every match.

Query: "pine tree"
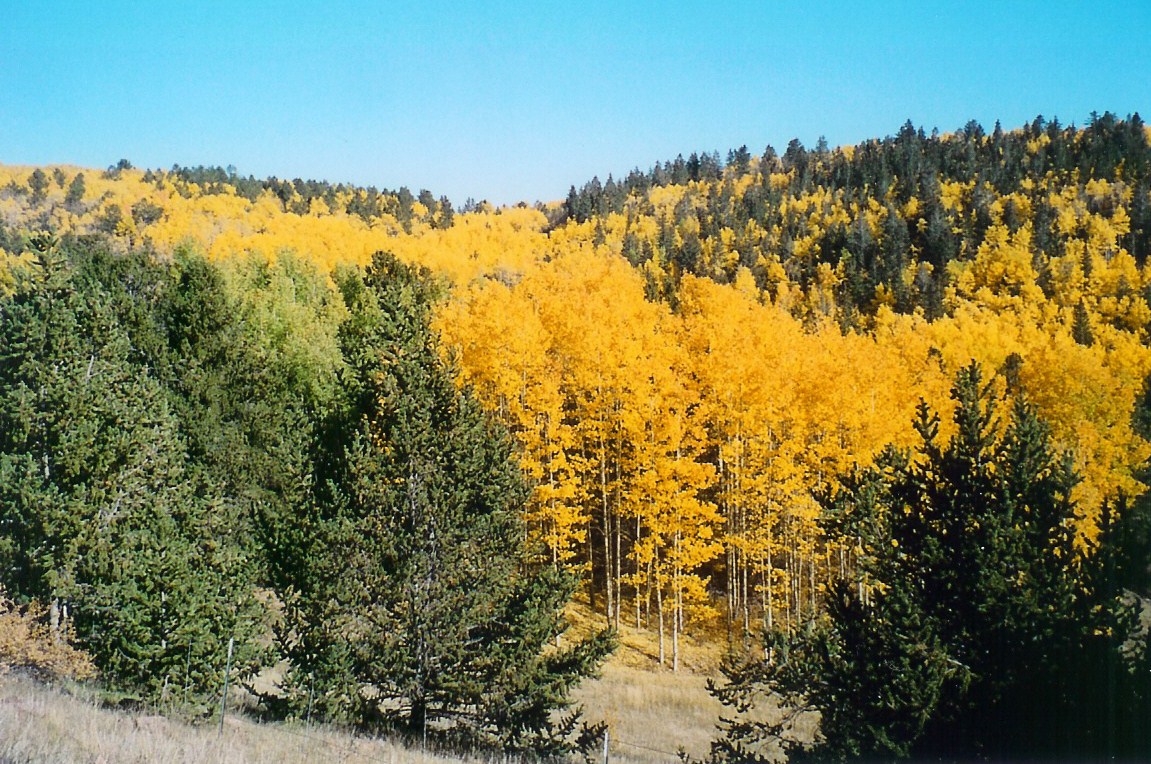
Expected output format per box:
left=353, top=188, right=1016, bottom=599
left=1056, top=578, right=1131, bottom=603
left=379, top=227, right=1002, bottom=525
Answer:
left=27, top=169, right=49, bottom=206
left=272, top=252, right=613, bottom=754
left=710, top=363, right=1151, bottom=761
left=64, top=173, right=86, bottom=209
left=1072, top=299, right=1094, bottom=345
left=0, top=238, right=267, bottom=703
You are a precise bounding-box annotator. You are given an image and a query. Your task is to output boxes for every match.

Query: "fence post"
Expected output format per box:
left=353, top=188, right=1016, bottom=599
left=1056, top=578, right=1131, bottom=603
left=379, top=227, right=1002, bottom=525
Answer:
left=218, top=637, right=234, bottom=738
left=603, top=728, right=610, bottom=764
left=184, top=642, right=192, bottom=706
left=306, top=673, right=315, bottom=726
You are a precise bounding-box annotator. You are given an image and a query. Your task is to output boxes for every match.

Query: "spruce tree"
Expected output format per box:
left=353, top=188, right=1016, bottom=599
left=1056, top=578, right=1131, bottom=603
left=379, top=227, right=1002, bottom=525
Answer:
left=64, top=173, right=86, bottom=209
left=270, top=252, right=612, bottom=754
left=27, top=169, right=49, bottom=206
left=0, top=238, right=267, bottom=703
left=710, top=363, right=1151, bottom=761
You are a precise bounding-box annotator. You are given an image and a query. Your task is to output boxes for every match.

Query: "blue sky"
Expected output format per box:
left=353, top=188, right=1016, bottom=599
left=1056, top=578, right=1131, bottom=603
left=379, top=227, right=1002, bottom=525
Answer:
left=2, top=2, right=1148, bottom=205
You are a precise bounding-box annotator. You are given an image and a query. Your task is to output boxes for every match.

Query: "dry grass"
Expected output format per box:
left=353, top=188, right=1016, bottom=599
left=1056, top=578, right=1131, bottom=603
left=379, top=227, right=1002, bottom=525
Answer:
left=573, top=663, right=722, bottom=763
left=565, top=597, right=815, bottom=763
left=0, top=599, right=749, bottom=763
left=0, top=673, right=483, bottom=764
left=565, top=598, right=729, bottom=763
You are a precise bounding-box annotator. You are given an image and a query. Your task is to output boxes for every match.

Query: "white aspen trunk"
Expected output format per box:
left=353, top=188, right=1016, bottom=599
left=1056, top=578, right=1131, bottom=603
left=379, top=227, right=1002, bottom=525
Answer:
left=672, top=530, right=681, bottom=673
left=673, top=568, right=682, bottom=674
left=656, top=567, right=665, bottom=667
left=50, top=598, right=61, bottom=644
left=600, top=434, right=613, bottom=628
left=635, top=514, right=643, bottom=630
left=810, top=554, right=817, bottom=626
left=766, top=519, right=774, bottom=631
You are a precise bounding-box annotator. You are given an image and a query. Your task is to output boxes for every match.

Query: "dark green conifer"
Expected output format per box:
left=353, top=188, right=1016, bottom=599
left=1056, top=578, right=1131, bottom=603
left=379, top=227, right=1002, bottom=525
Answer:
left=27, top=169, right=49, bottom=205
left=710, top=363, right=1151, bottom=762
left=1073, top=300, right=1094, bottom=345
left=0, top=240, right=266, bottom=703
left=64, top=173, right=86, bottom=209
left=271, top=252, right=612, bottom=755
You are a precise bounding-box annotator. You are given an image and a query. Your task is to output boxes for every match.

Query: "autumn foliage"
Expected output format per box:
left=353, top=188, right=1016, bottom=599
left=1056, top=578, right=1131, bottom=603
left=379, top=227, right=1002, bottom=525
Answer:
left=1, top=113, right=1150, bottom=683
left=0, top=589, right=95, bottom=682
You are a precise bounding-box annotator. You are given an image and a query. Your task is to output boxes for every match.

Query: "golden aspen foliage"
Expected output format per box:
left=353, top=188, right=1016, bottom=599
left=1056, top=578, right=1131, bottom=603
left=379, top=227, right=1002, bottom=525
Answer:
left=950, top=224, right=1046, bottom=312
left=7, top=121, right=1151, bottom=649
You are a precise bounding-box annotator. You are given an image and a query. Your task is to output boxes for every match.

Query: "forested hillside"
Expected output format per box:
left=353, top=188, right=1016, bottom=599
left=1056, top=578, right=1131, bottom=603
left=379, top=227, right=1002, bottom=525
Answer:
left=441, top=113, right=1151, bottom=660
left=2, top=113, right=1151, bottom=759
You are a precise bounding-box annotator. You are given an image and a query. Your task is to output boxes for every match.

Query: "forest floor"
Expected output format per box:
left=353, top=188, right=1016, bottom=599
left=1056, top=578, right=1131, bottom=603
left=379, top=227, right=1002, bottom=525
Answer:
left=0, top=600, right=753, bottom=763
left=567, top=598, right=727, bottom=762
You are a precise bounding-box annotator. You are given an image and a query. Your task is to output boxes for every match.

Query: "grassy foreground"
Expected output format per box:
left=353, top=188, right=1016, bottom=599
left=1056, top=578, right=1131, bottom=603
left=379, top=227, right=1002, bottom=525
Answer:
left=0, top=664, right=725, bottom=764
left=0, top=669, right=478, bottom=764
left=0, top=601, right=743, bottom=763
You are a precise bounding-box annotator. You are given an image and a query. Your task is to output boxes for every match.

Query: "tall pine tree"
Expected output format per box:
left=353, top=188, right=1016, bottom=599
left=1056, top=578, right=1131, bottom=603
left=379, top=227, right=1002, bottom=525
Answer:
left=710, top=363, right=1151, bottom=761
left=0, top=237, right=267, bottom=703
left=269, top=252, right=613, bottom=755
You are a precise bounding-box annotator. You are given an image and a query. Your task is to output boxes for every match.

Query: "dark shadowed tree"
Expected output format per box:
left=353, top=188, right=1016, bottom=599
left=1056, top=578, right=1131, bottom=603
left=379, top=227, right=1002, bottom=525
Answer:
left=269, top=252, right=613, bottom=756
left=710, top=363, right=1151, bottom=762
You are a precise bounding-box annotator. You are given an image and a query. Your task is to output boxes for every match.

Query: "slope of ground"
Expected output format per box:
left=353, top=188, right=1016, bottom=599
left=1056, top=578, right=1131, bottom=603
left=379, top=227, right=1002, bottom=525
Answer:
left=0, top=670, right=480, bottom=764
left=0, top=611, right=736, bottom=764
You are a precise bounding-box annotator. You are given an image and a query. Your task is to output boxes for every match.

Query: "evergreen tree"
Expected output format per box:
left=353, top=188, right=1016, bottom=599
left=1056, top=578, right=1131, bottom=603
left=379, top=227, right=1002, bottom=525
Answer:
left=64, top=172, right=86, bottom=209
left=710, top=363, right=1151, bottom=762
left=438, top=195, right=455, bottom=228
left=271, top=252, right=613, bottom=755
left=0, top=238, right=267, bottom=703
left=27, top=169, right=49, bottom=205
left=1073, top=300, right=1095, bottom=346
left=396, top=186, right=415, bottom=233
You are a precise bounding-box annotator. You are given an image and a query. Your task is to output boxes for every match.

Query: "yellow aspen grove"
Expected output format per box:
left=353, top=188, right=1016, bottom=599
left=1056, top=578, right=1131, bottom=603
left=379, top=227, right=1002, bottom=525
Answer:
left=435, top=280, right=585, bottom=566
left=623, top=316, right=721, bottom=669
left=7, top=115, right=1151, bottom=659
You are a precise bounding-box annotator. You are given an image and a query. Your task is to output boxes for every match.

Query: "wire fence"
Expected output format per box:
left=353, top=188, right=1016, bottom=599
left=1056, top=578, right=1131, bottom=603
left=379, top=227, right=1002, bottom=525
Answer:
left=610, top=733, right=687, bottom=760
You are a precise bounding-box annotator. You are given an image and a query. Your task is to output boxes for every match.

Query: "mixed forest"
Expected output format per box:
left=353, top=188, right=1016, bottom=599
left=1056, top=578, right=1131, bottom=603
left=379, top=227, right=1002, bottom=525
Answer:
left=2, top=112, right=1151, bottom=760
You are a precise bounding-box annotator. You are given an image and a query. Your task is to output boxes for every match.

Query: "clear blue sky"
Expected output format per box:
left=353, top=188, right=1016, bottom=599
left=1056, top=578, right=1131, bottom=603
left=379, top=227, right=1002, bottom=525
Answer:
left=2, top=2, right=1148, bottom=206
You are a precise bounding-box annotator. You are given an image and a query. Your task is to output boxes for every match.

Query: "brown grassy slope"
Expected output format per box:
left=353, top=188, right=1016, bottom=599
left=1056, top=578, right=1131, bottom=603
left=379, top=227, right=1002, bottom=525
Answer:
left=565, top=598, right=727, bottom=763
left=567, top=596, right=814, bottom=763
left=0, top=661, right=725, bottom=764
left=0, top=599, right=735, bottom=764
left=0, top=671, right=479, bottom=764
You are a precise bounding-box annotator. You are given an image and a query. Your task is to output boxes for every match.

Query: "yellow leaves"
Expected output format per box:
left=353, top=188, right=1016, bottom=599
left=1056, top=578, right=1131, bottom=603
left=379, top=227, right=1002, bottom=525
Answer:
left=729, top=171, right=759, bottom=198
left=990, top=192, right=1032, bottom=224
left=1047, top=253, right=1087, bottom=308
left=390, top=206, right=549, bottom=282
left=0, top=591, right=97, bottom=682
left=939, top=180, right=973, bottom=211
left=952, top=224, right=1045, bottom=312
left=902, top=196, right=921, bottom=219
left=768, top=172, right=790, bottom=190
left=6, top=155, right=1151, bottom=607
left=806, top=262, right=841, bottom=319
left=872, top=282, right=897, bottom=312
left=1084, top=178, right=1131, bottom=207
left=308, top=196, right=332, bottom=216
left=1017, top=326, right=1151, bottom=537
left=0, top=248, right=37, bottom=296
left=756, top=252, right=790, bottom=301
left=647, top=183, right=691, bottom=214
left=731, top=266, right=759, bottom=298
left=1026, top=133, right=1051, bottom=155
